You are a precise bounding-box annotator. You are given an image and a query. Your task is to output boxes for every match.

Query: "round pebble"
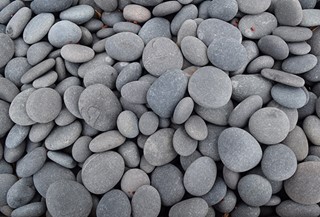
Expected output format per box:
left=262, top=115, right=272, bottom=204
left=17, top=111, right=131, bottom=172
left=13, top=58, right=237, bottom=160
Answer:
left=218, top=127, right=262, bottom=172
left=118, top=141, right=140, bottom=168
left=169, top=198, right=208, bottom=217
left=283, top=126, right=309, bottom=161
left=202, top=177, right=227, bottom=206
left=258, top=35, right=289, bottom=60
left=184, top=115, right=208, bottom=141
left=61, top=44, right=94, bottom=63
left=16, top=147, right=47, bottom=177
left=139, top=111, right=159, bottom=136
left=246, top=55, right=274, bottom=74
left=173, top=127, right=198, bottom=156
left=123, top=4, right=151, bottom=23
left=181, top=36, right=208, bottom=66
left=214, top=189, right=237, bottom=213
left=282, top=54, right=318, bottom=74
left=0, top=33, right=14, bottom=68
left=276, top=200, right=320, bottom=217
left=170, top=4, right=198, bottom=35
left=121, top=169, right=150, bottom=198
left=117, top=110, right=139, bottom=138
left=138, top=18, right=171, bottom=44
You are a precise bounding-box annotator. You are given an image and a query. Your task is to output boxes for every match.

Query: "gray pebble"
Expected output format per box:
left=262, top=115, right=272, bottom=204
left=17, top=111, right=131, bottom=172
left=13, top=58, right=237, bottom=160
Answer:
left=202, top=177, right=227, bottom=206
left=303, top=115, right=320, bottom=146
left=0, top=0, right=10, bottom=11
left=61, top=44, right=94, bottom=63
left=117, top=110, right=139, bottom=138
left=82, top=151, right=125, bottom=194
left=11, top=202, right=46, bottom=217
left=0, top=174, right=17, bottom=206
left=45, top=121, right=82, bottom=150
left=238, top=174, right=272, bottom=206
left=274, top=0, right=303, bottom=26
left=89, top=130, right=125, bottom=152
left=123, top=4, right=151, bottom=23
left=46, top=180, right=92, bottom=217
left=78, top=53, right=114, bottom=78
left=0, top=159, right=13, bottom=174
left=7, top=177, right=35, bottom=209
left=144, top=128, right=177, bottom=166
left=258, top=35, right=289, bottom=60
left=147, top=69, right=188, bottom=118
left=262, top=144, right=297, bottom=181
left=33, top=71, right=58, bottom=88
left=118, top=141, right=140, bottom=168
left=218, top=127, right=262, bottom=172
left=31, top=0, right=73, bottom=14
left=223, top=166, right=240, bottom=190
left=131, top=185, right=161, bottom=217
left=6, top=7, right=32, bottom=39
left=71, top=136, right=92, bottom=163
left=276, top=200, right=320, bottom=217
left=105, top=32, right=144, bottom=62
left=5, top=124, right=29, bottom=149
left=0, top=100, right=13, bottom=136
left=171, top=4, right=198, bottom=35
left=230, top=203, right=260, bottom=217
left=116, top=62, right=142, bottom=91
left=151, top=164, right=185, bottom=206
left=13, top=37, right=29, bottom=57
left=305, top=155, right=320, bottom=162
left=181, top=36, right=208, bottom=66
left=304, top=56, right=320, bottom=82
left=101, top=11, right=124, bottom=27
left=4, top=57, right=31, bottom=87
left=173, top=127, right=198, bottom=156
left=177, top=19, right=197, bottom=45
left=180, top=150, right=202, bottom=171
left=169, top=198, right=208, bottom=217
left=26, top=88, right=62, bottom=123
left=288, top=42, right=311, bottom=55
left=139, top=18, right=171, bottom=44
left=237, top=0, right=271, bottom=14
left=261, top=68, right=305, bottom=87
left=300, top=9, right=320, bottom=27
left=152, top=1, right=182, bottom=17
left=16, top=147, right=46, bottom=177
left=63, top=86, right=83, bottom=119
left=239, top=12, right=278, bottom=39
left=299, top=0, right=317, bottom=9
left=131, top=0, right=163, bottom=6
left=96, top=189, right=131, bottom=217
left=121, top=169, right=150, bottom=198
left=283, top=126, right=308, bottom=161
left=27, top=42, right=53, bottom=66
left=172, top=97, right=194, bottom=125
left=4, top=141, right=26, bottom=164
left=0, top=78, right=19, bottom=103
left=247, top=55, right=274, bottom=74
left=48, top=20, right=82, bottom=48
left=113, top=22, right=141, bottom=34
left=78, top=84, right=121, bottom=131
left=284, top=161, right=320, bottom=204
left=121, top=81, right=150, bottom=104
left=59, top=5, right=94, bottom=24
left=282, top=54, right=318, bottom=74
left=214, top=189, right=237, bottom=213
left=0, top=0, right=24, bottom=24
left=0, top=33, right=14, bottom=68
left=94, top=0, right=117, bottom=11
left=140, top=155, right=155, bottom=174
left=21, top=59, right=56, bottom=84
left=120, top=97, right=148, bottom=118
left=197, top=18, right=242, bottom=46
left=139, top=111, right=159, bottom=136
left=208, top=0, right=238, bottom=21
left=184, top=115, right=208, bottom=141
left=47, top=151, right=77, bottom=169
left=142, top=37, right=183, bottom=76
left=23, top=13, right=55, bottom=44
left=272, top=26, right=312, bottom=42
left=271, top=84, right=308, bottom=109
left=33, top=162, right=75, bottom=197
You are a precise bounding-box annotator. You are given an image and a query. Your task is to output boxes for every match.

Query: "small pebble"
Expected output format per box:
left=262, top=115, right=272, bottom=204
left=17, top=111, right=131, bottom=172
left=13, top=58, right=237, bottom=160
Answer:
left=59, top=5, right=94, bottom=25
left=258, top=35, right=289, bottom=60
left=181, top=36, right=208, bottom=66
left=303, top=115, right=320, bottom=146
left=283, top=126, right=309, bottom=161
left=152, top=1, right=182, bottom=17
left=169, top=198, right=208, bottom=217
left=274, top=0, right=303, bottom=26
left=139, top=111, right=159, bottom=136
left=201, top=177, right=227, bottom=206
left=282, top=54, right=318, bottom=74
left=121, top=169, right=150, bottom=198
left=173, top=127, right=198, bottom=156
left=184, top=115, right=208, bottom=141
left=117, top=110, right=139, bottom=138
left=276, top=200, right=320, bottom=217
left=6, top=177, right=35, bottom=209
left=123, top=4, right=151, bottom=23
left=261, top=68, right=305, bottom=87
left=207, top=0, right=238, bottom=21
left=89, top=130, right=125, bottom=153
left=0, top=33, right=14, bottom=68
left=61, top=44, right=94, bottom=63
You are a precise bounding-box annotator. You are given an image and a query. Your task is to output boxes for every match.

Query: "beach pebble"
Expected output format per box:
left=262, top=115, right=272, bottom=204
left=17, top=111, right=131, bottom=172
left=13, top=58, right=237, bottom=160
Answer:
left=6, top=7, right=32, bottom=39
left=152, top=1, right=182, bottom=17
left=118, top=141, right=140, bottom=168
left=172, top=97, right=194, bottom=125
left=261, top=68, right=305, bottom=87
left=16, top=147, right=47, bottom=177
left=283, top=126, right=308, bottom=161
left=47, top=151, right=76, bottom=169
left=59, top=5, right=94, bottom=25
left=61, top=44, right=94, bottom=63
left=173, top=127, right=198, bottom=156
left=71, top=136, right=92, bottom=163
left=202, top=177, right=227, bottom=206
left=117, top=111, right=139, bottom=138
left=274, top=0, right=303, bottom=26
left=30, top=0, right=73, bottom=14
left=121, top=169, right=150, bottom=198
left=139, top=111, right=159, bottom=136
left=303, top=115, right=320, bottom=146
left=27, top=42, right=53, bottom=66
left=214, top=189, right=237, bottom=213
left=0, top=33, right=14, bottom=68
left=271, top=84, right=308, bottom=109
left=0, top=174, right=17, bottom=207
left=230, top=203, right=260, bottom=217
left=0, top=100, right=14, bottom=137
left=177, top=19, right=197, bottom=45
left=288, top=42, right=311, bottom=55
left=89, top=130, right=125, bottom=153
left=6, top=177, right=35, bottom=209
left=5, top=124, right=29, bottom=149
left=282, top=54, right=318, bottom=74
left=258, top=35, right=289, bottom=60
left=272, top=26, right=312, bottom=42
left=94, top=0, right=117, bottom=12
left=207, top=0, right=238, bottom=21
left=138, top=18, right=171, bottom=45
left=237, top=0, right=271, bottom=14
left=184, top=115, right=208, bottom=141
left=169, top=198, right=208, bottom=217
left=181, top=36, right=208, bottom=66
left=0, top=78, right=19, bottom=103
left=0, top=0, right=24, bottom=24
left=276, top=200, right=320, bottom=217
left=63, top=86, right=83, bottom=119
left=4, top=57, right=31, bottom=87
left=82, top=151, right=125, bottom=194
left=170, top=4, right=198, bottom=35
left=123, top=4, right=151, bottom=23
left=121, top=81, right=150, bottom=104
left=300, top=9, right=320, bottom=27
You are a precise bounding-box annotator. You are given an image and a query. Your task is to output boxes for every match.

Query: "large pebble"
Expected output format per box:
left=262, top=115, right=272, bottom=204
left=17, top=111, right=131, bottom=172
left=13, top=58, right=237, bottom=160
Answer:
left=261, top=68, right=305, bottom=87
left=89, top=130, right=125, bottom=153
left=274, top=0, right=303, bottom=26
left=0, top=33, right=14, bottom=68
left=276, top=200, right=320, bottom=217
left=282, top=54, right=318, bottom=74
left=284, top=162, right=320, bottom=204
left=121, top=169, right=150, bottom=197
left=46, top=180, right=92, bottom=217
left=258, top=35, right=289, bottom=60
left=59, top=5, right=94, bottom=25
left=78, top=84, right=121, bottom=131
left=207, top=0, right=237, bottom=21
left=218, top=127, right=262, bottom=172
left=169, top=198, right=208, bottom=217
left=82, top=151, right=125, bottom=194
left=237, top=0, right=271, bottom=14
left=144, top=128, right=177, bottom=166
left=142, top=37, right=183, bottom=76
left=147, top=69, right=188, bottom=118
left=27, top=42, right=53, bottom=66
left=138, top=17, right=171, bottom=44
left=152, top=1, right=182, bottom=17
left=181, top=36, right=208, bottom=66
left=249, top=107, right=290, bottom=144
left=272, top=26, right=312, bottom=42
left=299, top=9, right=320, bottom=27
left=16, top=147, right=46, bottom=177
left=30, top=0, right=73, bottom=14
left=61, top=44, right=94, bottom=63
left=131, top=185, right=161, bottom=217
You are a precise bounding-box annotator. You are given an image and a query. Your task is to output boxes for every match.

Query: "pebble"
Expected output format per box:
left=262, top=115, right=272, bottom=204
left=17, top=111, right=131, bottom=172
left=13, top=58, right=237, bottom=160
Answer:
left=238, top=12, right=278, bottom=39
left=230, top=203, right=260, bottom=217
left=27, top=42, right=53, bottom=66
left=184, top=115, right=208, bottom=141
left=33, top=71, right=57, bottom=88
left=61, top=44, right=94, bottom=63
left=82, top=151, right=124, bottom=194
left=152, top=1, right=182, bottom=17
left=218, top=127, right=262, bottom=172
left=249, top=107, right=290, bottom=144
left=4, top=141, right=26, bottom=164
left=271, top=84, right=309, bottom=109
left=16, top=147, right=47, bottom=177
left=123, top=4, right=151, bottom=23
left=144, top=128, right=177, bottom=166
left=172, top=97, right=194, bottom=125
left=0, top=0, right=24, bottom=24
left=173, top=127, right=198, bottom=156
left=131, top=0, right=163, bottom=6
left=169, top=198, right=208, bottom=217
left=207, top=0, right=238, bottom=21
left=0, top=33, right=14, bottom=68
left=284, top=161, right=320, bottom=204
left=116, top=111, right=140, bottom=138
left=48, top=20, right=82, bottom=48
left=30, top=0, right=73, bottom=14
left=47, top=151, right=76, bottom=169
left=89, top=130, right=125, bottom=153
left=131, top=185, right=161, bottom=217
left=282, top=54, right=318, bottom=74
left=62, top=86, right=83, bottom=119
left=0, top=100, right=13, bottom=137
left=188, top=66, right=232, bottom=108
left=71, top=136, right=92, bottom=163
left=237, top=0, right=271, bottom=14
left=21, top=58, right=56, bottom=84
left=78, top=84, right=121, bottom=131
left=94, top=0, right=118, bottom=12
left=113, top=22, right=141, bottom=34
left=6, top=7, right=32, bottom=39
left=238, top=174, right=272, bottom=206
left=258, top=35, right=289, bottom=60
left=299, top=0, right=317, bottom=9
left=283, top=126, right=309, bottom=161
left=46, top=180, right=92, bottom=217
left=96, top=189, right=131, bottom=217
left=272, top=26, right=312, bottom=42
left=199, top=125, right=224, bottom=161
left=214, top=189, right=237, bottom=213
left=151, top=164, right=185, bottom=206
left=139, top=111, right=159, bottom=136
left=276, top=200, right=320, bottom=217
left=5, top=124, right=29, bottom=149
left=261, top=68, right=305, bottom=87
left=197, top=18, right=242, bottom=46
left=121, top=81, right=150, bottom=104
left=274, top=0, right=303, bottom=26
left=10, top=202, right=46, bottom=217
left=202, top=177, right=227, bottom=206
left=147, top=69, right=188, bottom=118
left=170, top=4, right=198, bottom=35
left=59, top=5, right=94, bottom=25
left=300, top=9, right=320, bottom=27
left=14, top=38, right=29, bottom=57
left=118, top=141, right=140, bottom=168
left=246, top=55, right=274, bottom=74
left=33, top=162, right=75, bottom=198
left=177, top=19, right=197, bottom=45
left=83, top=65, right=117, bottom=88
left=181, top=36, right=208, bottom=66
left=4, top=57, right=31, bottom=87
left=0, top=174, right=17, bottom=207
left=6, top=177, right=35, bottom=209
left=0, top=78, right=19, bottom=103
left=105, top=32, right=144, bottom=62
left=121, top=169, right=150, bottom=197
left=140, top=155, right=155, bottom=174
left=142, top=37, right=183, bottom=76
left=303, top=115, right=320, bottom=146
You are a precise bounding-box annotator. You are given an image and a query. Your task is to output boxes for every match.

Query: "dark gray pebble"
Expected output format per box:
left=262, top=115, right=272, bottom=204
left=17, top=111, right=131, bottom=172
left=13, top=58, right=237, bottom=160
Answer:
left=21, top=59, right=55, bottom=84
left=11, top=202, right=46, bottom=217
left=4, top=57, right=31, bottom=87
left=139, top=111, right=159, bottom=136
left=258, top=35, right=289, bottom=60
left=283, top=126, right=309, bottom=161
left=116, top=62, right=142, bottom=91
left=170, top=4, right=198, bottom=35
left=0, top=0, right=24, bottom=24
left=7, top=177, right=35, bottom=209
left=202, top=177, right=227, bottom=206
left=121, top=169, right=150, bottom=198
left=118, top=141, right=140, bottom=168
left=63, top=86, right=84, bottom=119
left=0, top=101, right=14, bottom=136
left=172, top=97, right=194, bottom=125
left=0, top=78, right=19, bottom=103
left=230, top=203, right=260, bottom=217
left=0, top=174, right=17, bottom=206
left=289, top=41, right=311, bottom=55
left=303, top=115, right=320, bottom=146
left=117, top=111, right=139, bottom=138
left=246, top=55, right=274, bottom=74
left=113, top=22, right=141, bottom=34
left=214, top=189, right=237, bottom=213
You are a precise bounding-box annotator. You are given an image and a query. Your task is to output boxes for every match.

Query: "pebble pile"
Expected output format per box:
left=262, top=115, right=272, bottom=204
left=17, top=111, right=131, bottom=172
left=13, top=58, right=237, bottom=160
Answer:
left=1, top=0, right=320, bottom=217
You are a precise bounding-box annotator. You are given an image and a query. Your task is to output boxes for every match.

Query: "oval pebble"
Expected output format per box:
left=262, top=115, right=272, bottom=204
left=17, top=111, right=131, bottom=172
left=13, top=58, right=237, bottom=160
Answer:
left=300, top=9, right=320, bottom=27
left=121, top=169, right=150, bottom=198
left=46, top=180, right=92, bottom=217
left=0, top=0, right=24, bottom=24
left=10, top=202, right=46, bottom=217
left=0, top=33, right=14, bottom=68
left=5, top=124, right=29, bottom=149
left=0, top=174, right=17, bottom=207
left=6, top=7, right=32, bottom=39
left=268, top=100, right=298, bottom=131
left=27, top=42, right=53, bottom=66
left=7, top=177, right=35, bottom=209
left=82, top=151, right=125, bottom=194
left=274, top=0, right=303, bottom=26
left=181, top=36, right=208, bottom=66
left=230, top=203, right=260, bottom=217
left=237, top=0, right=271, bottom=14
left=139, top=111, right=159, bottom=136
left=118, top=141, right=140, bottom=168
left=138, top=17, right=171, bottom=44
left=59, top=5, right=94, bottom=25
left=142, top=37, right=183, bottom=76
left=47, top=151, right=76, bottom=169
left=89, top=130, right=125, bottom=153
left=144, top=128, right=177, bottom=166
left=258, top=35, right=289, bottom=60
left=170, top=4, right=198, bottom=35
left=123, top=4, right=151, bottom=23
left=303, top=115, right=320, bottom=146
left=61, top=44, right=94, bottom=63
left=261, top=68, right=305, bottom=87
left=288, top=42, right=311, bottom=55
left=284, top=161, right=320, bottom=204
left=218, top=127, right=262, bottom=172
left=184, top=115, right=208, bottom=141
left=121, top=81, right=150, bottom=104
left=0, top=78, right=19, bottom=103
left=246, top=55, right=274, bottom=74
left=282, top=54, right=318, bottom=74
left=172, top=97, right=194, bottom=125
left=238, top=174, right=272, bottom=207
left=201, top=177, right=227, bottom=206
left=30, top=0, right=73, bottom=14
left=105, top=32, right=144, bottom=62
left=94, top=0, right=117, bottom=12
left=276, top=200, right=320, bottom=217
left=169, top=198, right=208, bottom=217
left=272, top=26, right=312, bottom=42
left=271, top=84, right=308, bottom=109
left=71, top=136, right=92, bottom=163
left=21, top=59, right=55, bottom=84
left=152, top=1, right=182, bottom=17
left=173, top=127, right=198, bottom=156
left=0, top=100, right=13, bottom=137
left=283, top=126, right=309, bottom=161
left=96, top=189, right=131, bottom=217
left=207, top=0, right=238, bottom=21
left=4, top=57, right=31, bottom=87
left=117, top=111, right=139, bottom=138
left=63, top=86, right=84, bottom=119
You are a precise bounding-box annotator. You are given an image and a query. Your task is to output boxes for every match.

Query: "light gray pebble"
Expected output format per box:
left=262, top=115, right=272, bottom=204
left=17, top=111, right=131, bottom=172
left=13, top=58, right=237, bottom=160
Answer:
left=247, top=55, right=274, bottom=74
left=94, top=0, right=117, bottom=12
left=71, top=136, right=92, bottom=163
left=0, top=33, right=14, bottom=68
left=304, top=56, right=320, bottom=82
left=258, top=35, right=289, bottom=60
left=173, top=127, right=198, bottom=156
left=139, top=18, right=171, bottom=44
left=184, top=115, right=208, bottom=141
left=0, top=174, right=17, bottom=206
left=5, top=124, right=29, bottom=149
left=214, top=189, right=237, bottom=213
left=0, top=78, right=19, bottom=103
left=82, top=151, right=125, bottom=194
left=208, top=0, right=238, bottom=21
left=23, top=13, right=55, bottom=44
left=0, top=0, right=24, bottom=24
left=31, top=0, right=73, bottom=14
left=46, top=180, right=92, bottom=217
left=230, top=203, right=260, bottom=217
left=4, top=142, right=26, bottom=164
left=268, top=100, right=298, bottom=131
left=140, top=155, right=155, bottom=173
left=33, top=162, right=75, bottom=197
left=171, top=4, right=198, bottom=35
left=113, top=22, right=141, bottom=34
left=198, top=1, right=211, bottom=19
left=120, top=97, right=148, bottom=118
left=6, top=177, right=35, bottom=209
left=96, top=28, right=115, bottom=38
left=282, top=54, right=318, bottom=74
left=21, top=59, right=56, bottom=84
left=116, top=62, right=142, bottom=91
left=121, top=169, right=150, bottom=198
left=181, top=36, right=208, bottom=66
left=142, top=37, right=183, bottom=76
left=0, top=0, right=10, bottom=11
left=6, top=7, right=32, bottom=39
left=272, top=26, right=313, bottom=42
left=4, top=57, right=31, bottom=87
left=11, top=202, right=46, bottom=217
left=32, top=71, right=57, bottom=88
left=177, top=19, right=197, bottom=45
left=118, top=141, right=140, bottom=168
left=202, top=177, right=227, bottom=206
left=303, top=115, right=320, bottom=146
left=27, top=42, right=53, bottom=66
left=59, top=5, right=94, bottom=24
left=101, top=11, right=124, bottom=27
left=239, top=12, right=278, bottom=39
left=13, top=37, right=29, bottom=57
left=83, top=18, right=104, bottom=32
left=54, top=107, right=77, bottom=126
left=63, top=86, right=83, bottom=119
left=261, top=68, right=305, bottom=87
left=276, top=200, right=320, bottom=217
left=61, top=44, right=94, bottom=63
left=283, top=126, right=309, bottom=161
left=96, top=189, right=131, bottom=217
left=117, top=110, right=139, bottom=138
left=237, top=0, right=271, bottom=14
left=169, top=198, right=208, bottom=217
left=121, top=81, right=150, bottom=104
left=152, top=1, right=182, bottom=17
left=131, top=185, right=161, bottom=217
left=223, top=166, right=240, bottom=190
left=89, top=130, right=125, bottom=153
left=47, top=151, right=76, bottom=169
left=274, top=0, right=303, bottom=26
left=300, top=9, right=320, bottom=26
left=123, top=4, right=151, bottom=23
left=139, top=112, right=159, bottom=136
left=144, top=128, right=177, bottom=166
left=172, top=97, right=194, bottom=125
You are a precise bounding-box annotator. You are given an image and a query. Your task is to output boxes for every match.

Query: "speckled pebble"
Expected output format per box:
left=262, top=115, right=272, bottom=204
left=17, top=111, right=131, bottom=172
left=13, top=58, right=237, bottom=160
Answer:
left=169, top=198, right=208, bottom=217
left=139, top=111, right=159, bottom=136
left=282, top=54, right=318, bottom=74
left=261, top=68, right=305, bottom=87
left=117, top=110, right=139, bottom=138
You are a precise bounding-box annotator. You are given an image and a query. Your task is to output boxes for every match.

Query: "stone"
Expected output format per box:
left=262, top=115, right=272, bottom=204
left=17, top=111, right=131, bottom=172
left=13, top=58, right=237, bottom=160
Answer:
left=202, top=177, right=227, bottom=206
left=5, top=124, right=29, bottom=149
left=172, top=97, right=194, bottom=125
left=184, top=115, right=208, bottom=141
left=4, top=57, right=31, bottom=87
left=94, top=0, right=117, bottom=12
left=271, top=84, right=308, bottom=109
left=300, top=9, right=320, bottom=27
left=6, top=7, right=32, bottom=39
left=47, top=151, right=76, bottom=169
left=16, top=147, right=47, bottom=177
left=207, top=0, right=238, bottom=21
left=121, top=169, right=150, bottom=198
left=0, top=174, right=17, bottom=207
left=237, top=0, right=271, bottom=14
left=173, top=127, right=198, bottom=156
left=63, top=86, right=84, bottom=119
left=59, top=5, right=94, bottom=25
left=283, top=126, right=308, bottom=161
left=276, top=200, right=320, bottom=217
left=6, top=177, right=35, bottom=209
left=181, top=36, right=208, bottom=66
left=117, top=111, right=139, bottom=138
left=71, top=136, right=92, bottom=163
left=282, top=54, right=318, bottom=74
left=214, top=189, right=237, bottom=213
left=246, top=55, right=274, bottom=74
left=258, top=35, right=289, bottom=60
left=123, top=4, right=151, bottom=23
left=89, top=130, right=125, bottom=153
left=274, top=0, right=303, bottom=26
left=272, top=26, right=313, bottom=42
left=139, top=18, right=171, bottom=44
left=10, top=202, right=46, bottom=217
left=27, top=42, right=53, bottom=66
left=139, top=111, right=159, bottom=136
left=170, top=4, right=198, bottom=35
left=288, top=42, right=311, bottom=55
left=261, top=68, right=305, bottom=87
left=169, top=198, right=208, bottom=217
left=303, top=115, right=320, bottom=146
left=0, top=33, right=14, bottom=68
left=0, top=78, right=19, bottom=103
left=230, top=203, right=261, bottom=217
left=121, top=81, right=150, bottom=104
left=152, top=1, right=182, bottom=17
left=177, top=19, right=197, bottom=45
left=30, top=0, right=73, bottom=14
left=61, top=44, right=94, bottom=63
left=118, top=141, right=140, bottom=168
left=223, top=166, right=240, bottom=190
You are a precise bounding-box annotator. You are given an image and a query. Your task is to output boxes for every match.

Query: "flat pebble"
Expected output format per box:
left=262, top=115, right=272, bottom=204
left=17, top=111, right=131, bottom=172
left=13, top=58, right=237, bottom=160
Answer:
left=82, top=151, right=125, bottom=194
left=6, top=7, right=32, bottom=39
left=169, top=198, right=208, bottom=217
left=142, top=37, right=183, bottom=76
left=121, top=81, right=150, bottom=104
left=118, top=141, right=140, bottom=168
left=214, top=189, right=237, bottom=213
left=27, top=42, right=53, bottom=66
left=230, top=203, right=260, bottom=217
left=238, top=174, right=272, bottom=206
left=0, top=33, right=14, bottom=68
left=131, top=185, right=161, bottom=217
left=237, top=0, right=271, bottom=14
left=0, top=0, right=24, bottom=24
left=289, top=41, right=312, bottom=55
left=152, top=1, right=182, bottom=17
left=283, top=126, right=309, bottom=161
left=139, top=111, right=159, bottom=136
left=16, top=147, right=46, bottom=177
left=5, top=124, right=29, bottom=149
left=202, top=177, right=227, bottom=206
left=0, top=174, right=17, bottom=207
left=170, top=4, right=198, bottom=35
left=172, top=97, right=194, bottom=125
left=4, top=141, right=26, bottom=164
left=258, top=35, right=289, bottom=60
left=46, top=180, right=92, bottom=217
left=300, top=9, right=320, bottom=27
left=144, top=128, right=177, bottom=166
left=271, top=84, right=308, bottom=109
left=4, top=57, right=31, bottom=86
left=123, top=4, right=151, bottom=23
left=272, top=26, right=312, bottom=42
left=207, top=0, right=238, bottom=21
left=33, top=71, right=57, bottom=88
left=276, top=200, right=320, bottom=217
left=47, top=151, right=76, bottom=169
left=10, top=202, right=46, bottom=217
left=30, top=0, right=73, bottom=14
left=249, top=107, right=290, bottom=144
left=304, top=56, right=320, bottom=82
left=96, top=189, right=131, bottom=217
left=61, top=44, right=94, bottom=63
left=21, top=59, right=55, bottom=84
left=105, top=32, right=144, bottom=62
left=59, top=5, right=94, bottom=25
left=117, top=111, right=139, bottom=138
left=261, top=68, right=305, bottom=87
left=6, top=177, right=35, bottom=209
left=173, top=127, right=198, bottom=156
left=274, top=0, right=303, bottom=26
left=121, top=169, right=150, bottom=197
left=181, top=36, right=208, bottom=66
left=89, top=130, right=125, bottom=153
left=177, top=19, right=197, bottom=45
left=303, top=115, right=320, bottom=146
left=71, top=136, right=92, bottom=163
left=0, top=78, right=19, bottom=103
left=184, top=115, right=208, bottom=141
left=282, top=54, right=318, bottom=74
